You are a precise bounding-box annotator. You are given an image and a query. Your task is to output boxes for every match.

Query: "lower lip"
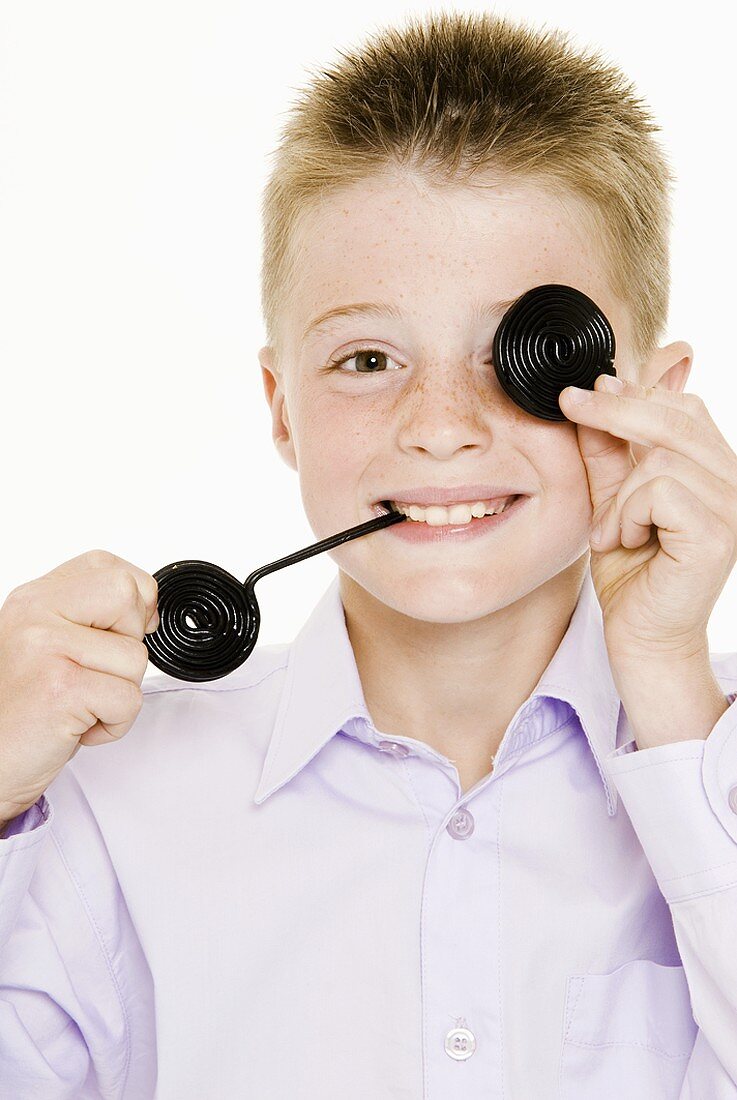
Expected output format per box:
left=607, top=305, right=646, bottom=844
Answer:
left=374, top=495, right=529, bottom=543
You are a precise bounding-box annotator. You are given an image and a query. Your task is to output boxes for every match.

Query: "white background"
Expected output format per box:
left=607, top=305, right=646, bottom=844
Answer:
left=1, top=1, right=735, bottom=679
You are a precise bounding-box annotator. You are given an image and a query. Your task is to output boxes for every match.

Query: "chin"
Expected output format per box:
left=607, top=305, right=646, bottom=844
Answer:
left=355, top=569, right=521, bottom=624
left=408, top=591, right=516, bottom=624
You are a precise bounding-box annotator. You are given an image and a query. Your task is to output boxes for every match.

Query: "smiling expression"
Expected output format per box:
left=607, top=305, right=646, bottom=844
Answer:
left=259, top=167, right=636, bottom=621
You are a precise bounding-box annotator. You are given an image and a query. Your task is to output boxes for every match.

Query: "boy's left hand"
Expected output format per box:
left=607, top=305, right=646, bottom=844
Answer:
left=558, top=374, right=737, bottom=669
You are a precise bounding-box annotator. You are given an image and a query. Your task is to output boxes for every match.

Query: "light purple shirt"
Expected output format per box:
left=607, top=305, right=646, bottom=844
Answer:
left=2, top=566, right=737, bottom=1099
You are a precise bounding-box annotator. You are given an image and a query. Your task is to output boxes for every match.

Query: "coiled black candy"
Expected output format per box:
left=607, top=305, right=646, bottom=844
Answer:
left=144, top=560, right=260, bottom=683
left=493, top=283, right=616, bottom=421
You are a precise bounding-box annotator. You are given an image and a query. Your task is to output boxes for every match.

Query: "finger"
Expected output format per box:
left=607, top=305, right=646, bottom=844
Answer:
left=559, top=378, right=730, bottom=481
left=594, top=446, right=737, bottom=551
left=42, top=550, right=159, bottom=625
left=55, top=618, right=150, bottom=684
left=44, top=567, right=151, bottom=641
left=597, top=376, right=725, bottom=443
left=71, top=665, right=145, bottom=747
left=602, top=475, right=733, bottom=569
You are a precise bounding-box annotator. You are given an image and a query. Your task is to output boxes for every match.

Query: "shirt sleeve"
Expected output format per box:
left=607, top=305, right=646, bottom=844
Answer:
left=0, top=798, right=49, bottom=839
left=0, top=781, right=157, bottom=1098
left=0, top=795, right=55, bottom=945
left=605, top=691, right=737, bottom=1092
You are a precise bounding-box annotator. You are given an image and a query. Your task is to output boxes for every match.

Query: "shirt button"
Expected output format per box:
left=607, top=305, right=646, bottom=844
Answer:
left=446, top=807, right=475, bottom=839
left=444, top=1024, right=477, bottom=1060
left=728, top=786, right=737, bottom=814
left=377, top=740, right=410, bottom=757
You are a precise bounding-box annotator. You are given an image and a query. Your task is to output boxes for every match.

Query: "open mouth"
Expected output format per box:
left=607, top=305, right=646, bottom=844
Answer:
left=375, top=495, right=526, bottom=523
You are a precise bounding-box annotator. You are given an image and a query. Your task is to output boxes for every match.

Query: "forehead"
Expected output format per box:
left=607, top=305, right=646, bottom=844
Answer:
left=284, top=169, right=626, bottom=350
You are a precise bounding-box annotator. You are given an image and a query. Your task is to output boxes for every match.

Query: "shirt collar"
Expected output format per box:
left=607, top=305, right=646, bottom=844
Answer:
left=253, top=565, right=623, bottom=814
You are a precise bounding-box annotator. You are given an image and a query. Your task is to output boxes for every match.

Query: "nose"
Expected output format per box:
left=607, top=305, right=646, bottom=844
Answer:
left=394, top=360, right=499, bottom=460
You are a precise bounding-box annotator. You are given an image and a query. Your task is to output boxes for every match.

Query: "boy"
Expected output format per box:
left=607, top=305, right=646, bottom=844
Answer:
left=2, top=10, right=737, bottom=1098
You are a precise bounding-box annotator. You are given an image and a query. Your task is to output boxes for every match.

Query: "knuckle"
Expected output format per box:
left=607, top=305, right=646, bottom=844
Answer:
left=19, top=621, right=56, bottom=656
left=143, top=573, right=159, bottom=609
left=5, top=580, right=28, bottom=602
left=85, top=548, right=118, bottom=569
left=125, top=636, right=150, bottom=678
left=645, top=445, right=672, bottom=470
left=3, top=582, right=34, bottom=616
left=111, top=569, right=142, bottom=605
left=47, top=658, right=80, bottom=706
left=670, top=406, right=697, bottom=438
left=655, top=474, right=679, bottom=496
left=123, top=679, right=144, bottom=713
left=683, top=392, right=705, bottom=414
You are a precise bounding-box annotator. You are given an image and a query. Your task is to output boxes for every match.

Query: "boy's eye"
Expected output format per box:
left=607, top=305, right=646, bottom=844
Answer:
left=327, top=347, right=403, bottom=374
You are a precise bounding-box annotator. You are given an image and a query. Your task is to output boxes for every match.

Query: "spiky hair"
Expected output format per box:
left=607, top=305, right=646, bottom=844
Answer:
left=260, top=10, right=674, bottom=369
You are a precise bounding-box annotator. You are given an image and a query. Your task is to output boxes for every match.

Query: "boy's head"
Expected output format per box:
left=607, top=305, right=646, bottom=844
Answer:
left=257, top=12, right=692, bottom=621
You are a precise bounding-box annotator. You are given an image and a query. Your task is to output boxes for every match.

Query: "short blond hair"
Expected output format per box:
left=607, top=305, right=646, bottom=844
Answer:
left=260, top=10, right=675, bottom=370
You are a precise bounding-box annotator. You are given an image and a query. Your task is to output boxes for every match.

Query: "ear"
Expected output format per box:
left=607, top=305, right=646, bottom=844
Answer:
left=258, top=345, right=298, bottom=473
left=642, top=340, right=694, bottom=393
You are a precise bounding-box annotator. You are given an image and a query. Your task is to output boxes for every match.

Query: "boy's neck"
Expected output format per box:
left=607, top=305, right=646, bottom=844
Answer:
left=339, top=556, right=589, bottom=790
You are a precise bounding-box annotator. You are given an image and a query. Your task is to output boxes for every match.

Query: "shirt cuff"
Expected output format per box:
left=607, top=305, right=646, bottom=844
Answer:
left=604, top=692, right=737, bottom=904
left=0, top=795, right=51, bottom=839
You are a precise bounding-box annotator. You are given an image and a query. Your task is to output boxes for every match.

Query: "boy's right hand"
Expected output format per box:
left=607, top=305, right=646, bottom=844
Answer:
left=0, top=549, right=160, bottom=829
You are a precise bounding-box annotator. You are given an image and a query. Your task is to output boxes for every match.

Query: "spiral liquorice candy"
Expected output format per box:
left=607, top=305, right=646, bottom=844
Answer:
left=144, top=282, right=617, bottom=682
left=493, top=283, right=616, bottom=421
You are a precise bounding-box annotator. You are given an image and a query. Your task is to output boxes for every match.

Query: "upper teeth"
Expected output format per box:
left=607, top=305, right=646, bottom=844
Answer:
left=387, top=497, right=515, bottom=525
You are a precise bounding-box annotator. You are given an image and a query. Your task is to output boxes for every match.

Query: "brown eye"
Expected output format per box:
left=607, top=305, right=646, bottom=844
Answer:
left=330, top=348, right=401, bottom=374
left=354, top=350, right=385, bottom=373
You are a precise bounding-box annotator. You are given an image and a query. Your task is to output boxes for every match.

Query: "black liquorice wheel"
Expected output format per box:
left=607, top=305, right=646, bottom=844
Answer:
left=493, top=283, right=616, bottom=421
left=144, top=560, right=260, bottom=683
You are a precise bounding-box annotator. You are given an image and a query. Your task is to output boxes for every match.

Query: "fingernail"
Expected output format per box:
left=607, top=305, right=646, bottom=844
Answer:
left=567, top=386, right=594, bottom=404
left=590, top=522, right=603, bottom=545
left=599, top=375, right=624, bottom=393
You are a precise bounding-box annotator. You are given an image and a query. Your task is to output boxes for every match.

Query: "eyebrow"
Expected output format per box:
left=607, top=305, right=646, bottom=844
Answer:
left=301, top=296, right=521, bottom=341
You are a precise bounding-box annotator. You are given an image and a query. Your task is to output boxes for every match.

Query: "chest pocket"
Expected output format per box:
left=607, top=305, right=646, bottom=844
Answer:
left=559, top=959, right=698, bottom=1099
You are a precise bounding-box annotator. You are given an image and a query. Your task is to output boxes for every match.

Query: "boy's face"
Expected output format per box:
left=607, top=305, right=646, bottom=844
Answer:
left=259, top=169, right=637, bottom=621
